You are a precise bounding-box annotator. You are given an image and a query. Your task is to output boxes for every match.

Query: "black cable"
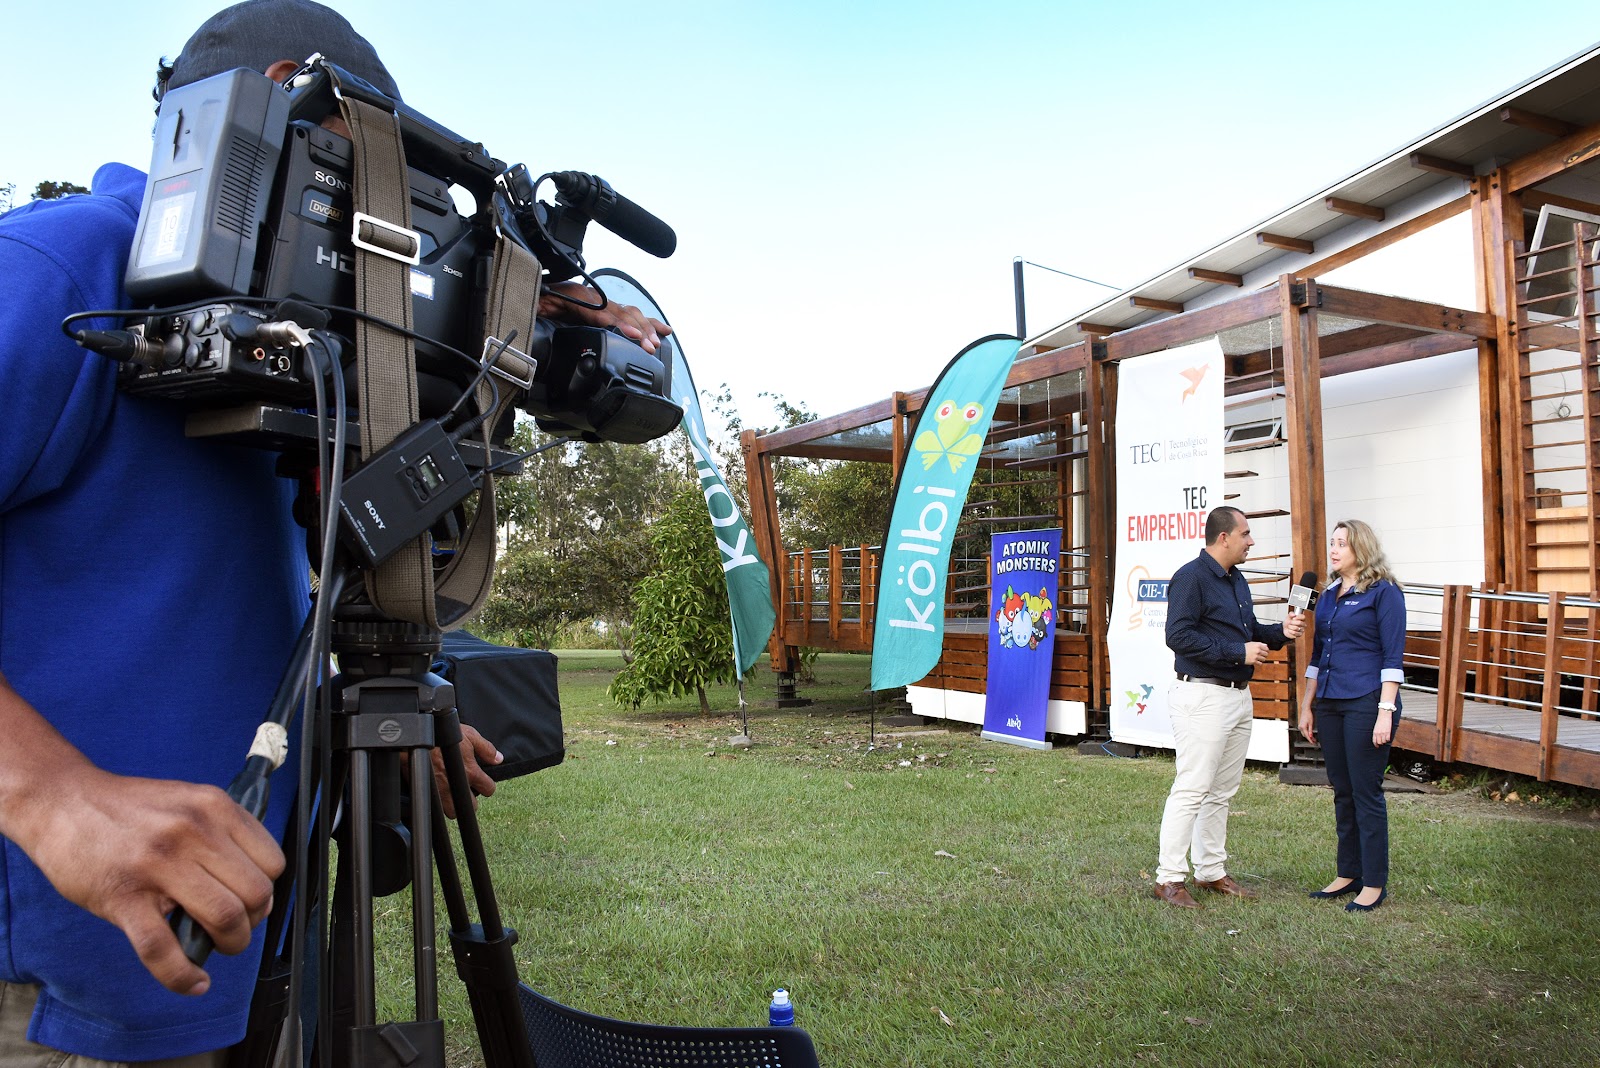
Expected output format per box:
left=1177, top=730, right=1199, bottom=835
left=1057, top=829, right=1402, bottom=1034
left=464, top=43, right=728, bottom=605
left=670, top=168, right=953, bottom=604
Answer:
left=289, top=333, right=347, bottom=1067
left=441, top=331, right=515, bottom=443
left=63, top=298, right=487, bottom=388
left=478, top=434, right=569, bottom=480
left=59, top=296, right=283, bottom=339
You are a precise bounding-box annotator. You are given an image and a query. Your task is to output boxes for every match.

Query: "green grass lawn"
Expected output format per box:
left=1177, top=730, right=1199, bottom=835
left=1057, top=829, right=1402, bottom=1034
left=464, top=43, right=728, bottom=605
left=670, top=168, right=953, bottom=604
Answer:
left=378, top=652, right=1600, bottom=1067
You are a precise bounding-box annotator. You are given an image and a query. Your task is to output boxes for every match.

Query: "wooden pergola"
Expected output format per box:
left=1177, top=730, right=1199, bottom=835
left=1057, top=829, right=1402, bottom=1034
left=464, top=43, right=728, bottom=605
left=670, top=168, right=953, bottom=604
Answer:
left=740, top=42, right=1600, bottom=788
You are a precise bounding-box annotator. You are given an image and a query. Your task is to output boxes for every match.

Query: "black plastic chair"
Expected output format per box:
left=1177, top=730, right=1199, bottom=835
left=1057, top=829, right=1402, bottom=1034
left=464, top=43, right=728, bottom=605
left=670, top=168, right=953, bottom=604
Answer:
left=517, top=983, right=822, bottom=1068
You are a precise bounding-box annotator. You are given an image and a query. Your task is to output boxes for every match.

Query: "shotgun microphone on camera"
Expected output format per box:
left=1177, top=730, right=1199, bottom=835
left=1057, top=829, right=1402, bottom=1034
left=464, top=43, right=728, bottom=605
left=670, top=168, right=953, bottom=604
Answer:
left=1288, top=571, right=1319, bottom=613
left=548, top=171, right=677, bottom=258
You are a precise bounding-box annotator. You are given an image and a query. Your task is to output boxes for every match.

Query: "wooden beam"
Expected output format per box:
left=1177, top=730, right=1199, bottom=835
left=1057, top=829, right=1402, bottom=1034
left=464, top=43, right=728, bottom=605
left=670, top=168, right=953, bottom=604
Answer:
left=1478, top=170, right=1524, bottom=586
left=1522, top=188, right=1600, bottom=216
left=1410, top=152, right=1475, bottom=178
left=1257, top=231, right=1315, bottom=254
left=766, top=443, right=894, bottom=462
left=1005, top=342, right=1090, bottom=393
left=1129, top=295, right=1184, bottom=313
left=1279, top=274, right=1326, bottom=680
left=891, top=391, right=906, bottom=488
left=1315, top=283, right=1494, bottom=338
left=1085, top=359, right=1112, bottom=711
left=1295, top=195, right=1470, bottom=280
left=1325, top=196, right=1385, bottom=222
left=1101, top=287, right=1282, bottom=362
left=1539, top=592, right=1566, bottom=781
left=754, top=399, right=896, bottom=453
left=1505, top=116, right=1600, bottom=191
left=1314, top=331, right=1477, bottom=379
left=1499, top=105, right=1578, bottom=140
left=1188, top=267, right=1244, bottom=287
left=1076, top=321, right=1118, bottom=336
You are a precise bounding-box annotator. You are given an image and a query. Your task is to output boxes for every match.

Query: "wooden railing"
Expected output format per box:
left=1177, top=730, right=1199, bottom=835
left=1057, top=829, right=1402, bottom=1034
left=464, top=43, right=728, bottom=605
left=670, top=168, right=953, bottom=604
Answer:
left=781, top=545, right=878, bottom=652
left=1400, top=584, right=1600, bottom=787
left=779, top=547, right=1095, bottom=652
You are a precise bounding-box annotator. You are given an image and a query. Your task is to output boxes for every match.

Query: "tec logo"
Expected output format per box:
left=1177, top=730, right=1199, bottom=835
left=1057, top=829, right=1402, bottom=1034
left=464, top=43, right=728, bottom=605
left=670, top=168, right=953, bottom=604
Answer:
left=1124, top=683, right=1154, bottom=715
left=1179, top=363, right=1209, bottom=401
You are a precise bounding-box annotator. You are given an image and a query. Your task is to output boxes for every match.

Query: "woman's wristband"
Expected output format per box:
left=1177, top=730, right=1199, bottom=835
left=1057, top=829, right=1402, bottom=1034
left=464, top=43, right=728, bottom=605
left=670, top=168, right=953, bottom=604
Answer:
left=1377, top=701, right=1397, bottom=712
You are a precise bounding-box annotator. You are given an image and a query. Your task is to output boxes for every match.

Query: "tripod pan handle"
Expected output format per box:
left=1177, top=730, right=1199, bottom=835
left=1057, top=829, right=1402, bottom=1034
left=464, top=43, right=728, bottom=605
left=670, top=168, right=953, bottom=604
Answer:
left=169, top=757, right=276, bottom=966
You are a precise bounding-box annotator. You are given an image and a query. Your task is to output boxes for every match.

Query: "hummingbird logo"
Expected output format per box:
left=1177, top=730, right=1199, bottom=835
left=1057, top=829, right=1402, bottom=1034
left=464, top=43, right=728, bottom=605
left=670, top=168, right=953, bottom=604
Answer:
left=1179, top=364, right=1208, bottom=402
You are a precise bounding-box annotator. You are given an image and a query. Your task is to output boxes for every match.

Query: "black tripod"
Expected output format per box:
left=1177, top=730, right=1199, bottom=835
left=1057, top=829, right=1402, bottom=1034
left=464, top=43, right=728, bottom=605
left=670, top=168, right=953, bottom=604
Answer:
left=224, top=604, right=534, bottom=1068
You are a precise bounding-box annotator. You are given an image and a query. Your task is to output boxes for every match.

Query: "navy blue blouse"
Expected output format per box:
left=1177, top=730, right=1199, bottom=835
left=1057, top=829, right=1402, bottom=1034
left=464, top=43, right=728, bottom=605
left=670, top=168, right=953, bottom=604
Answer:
left=1304, top=577, right=1407, bottom=701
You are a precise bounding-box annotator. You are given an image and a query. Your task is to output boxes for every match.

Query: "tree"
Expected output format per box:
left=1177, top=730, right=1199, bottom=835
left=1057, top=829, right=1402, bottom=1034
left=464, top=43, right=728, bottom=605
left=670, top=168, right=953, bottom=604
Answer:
left=608, top=485, right=734, bottom=714
left=779, top=459, right=894, bottom=549
left=478, top=420, right=683, bottom=652
left=2, top=179, right=89, bottom=214
left=33, top=180, right=89, bottom=201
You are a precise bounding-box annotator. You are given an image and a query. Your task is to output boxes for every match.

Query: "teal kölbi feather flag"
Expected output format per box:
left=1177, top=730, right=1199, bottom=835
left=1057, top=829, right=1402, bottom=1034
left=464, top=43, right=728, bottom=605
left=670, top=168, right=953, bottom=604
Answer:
left=871, top=335, right=1020, bottom=691
left=594, top=271, right=776, bottom=676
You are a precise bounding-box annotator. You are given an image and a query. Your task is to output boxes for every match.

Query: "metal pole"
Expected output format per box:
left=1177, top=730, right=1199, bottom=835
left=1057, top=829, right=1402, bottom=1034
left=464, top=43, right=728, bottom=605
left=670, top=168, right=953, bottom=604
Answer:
left=1013, top=257, right=1026, bottom=339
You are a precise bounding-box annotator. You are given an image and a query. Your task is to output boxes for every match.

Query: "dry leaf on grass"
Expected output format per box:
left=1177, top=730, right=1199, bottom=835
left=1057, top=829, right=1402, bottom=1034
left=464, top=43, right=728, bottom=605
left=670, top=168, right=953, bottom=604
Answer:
left=936, top=1008, right=954, bottom=1027
left=934, top=850, right=956, bottom=859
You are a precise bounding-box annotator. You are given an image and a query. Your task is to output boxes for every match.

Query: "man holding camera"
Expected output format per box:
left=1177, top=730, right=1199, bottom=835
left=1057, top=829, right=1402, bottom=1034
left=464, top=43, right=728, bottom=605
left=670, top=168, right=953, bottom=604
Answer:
left=0, top=2, right=668, bottom=1063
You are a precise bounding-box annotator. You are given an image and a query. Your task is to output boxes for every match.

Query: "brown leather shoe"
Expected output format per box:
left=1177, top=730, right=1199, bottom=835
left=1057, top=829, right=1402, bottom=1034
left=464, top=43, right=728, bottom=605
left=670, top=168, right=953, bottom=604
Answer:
left=1152, top=881, right=1202, bottom=909
left=1195, top=874, right=1259, bottom=900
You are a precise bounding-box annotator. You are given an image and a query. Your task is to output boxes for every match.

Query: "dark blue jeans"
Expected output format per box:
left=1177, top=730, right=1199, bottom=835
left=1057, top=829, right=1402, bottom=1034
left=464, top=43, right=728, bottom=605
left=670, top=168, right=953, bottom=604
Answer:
left=1316, top=690, right=1394, bottom=889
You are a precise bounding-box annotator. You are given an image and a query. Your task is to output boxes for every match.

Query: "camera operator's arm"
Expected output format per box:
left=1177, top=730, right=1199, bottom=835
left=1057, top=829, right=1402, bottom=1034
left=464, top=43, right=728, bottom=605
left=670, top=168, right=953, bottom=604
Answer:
left=540, top=281, right=671, bottom=355
left=0, top=672, right=282, bottom=997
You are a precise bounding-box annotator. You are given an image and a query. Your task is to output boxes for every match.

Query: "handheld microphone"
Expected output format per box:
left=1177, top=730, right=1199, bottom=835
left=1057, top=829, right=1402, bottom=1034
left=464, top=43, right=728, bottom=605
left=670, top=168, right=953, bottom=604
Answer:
left=1287, top=571, right=1319, bottom=613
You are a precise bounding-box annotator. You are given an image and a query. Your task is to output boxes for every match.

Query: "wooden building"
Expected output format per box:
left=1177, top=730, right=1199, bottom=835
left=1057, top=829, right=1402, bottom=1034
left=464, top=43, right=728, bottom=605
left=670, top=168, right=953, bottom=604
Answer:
left=741, top=44, right=1600, bottom=789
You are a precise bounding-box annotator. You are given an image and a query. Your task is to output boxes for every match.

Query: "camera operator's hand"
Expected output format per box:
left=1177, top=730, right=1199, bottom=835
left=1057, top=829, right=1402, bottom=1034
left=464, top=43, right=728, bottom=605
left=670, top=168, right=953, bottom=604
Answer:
left=430, top=723, right=501, bottom=819
left=539, top=281, right=672, bottom=355
left=0, top=677, right=281, bottom=996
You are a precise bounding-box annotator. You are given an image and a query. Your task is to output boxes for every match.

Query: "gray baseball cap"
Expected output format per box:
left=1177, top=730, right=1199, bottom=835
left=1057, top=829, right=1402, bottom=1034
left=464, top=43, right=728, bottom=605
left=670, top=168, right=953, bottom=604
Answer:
left=166, top=0, right=401, bottom=100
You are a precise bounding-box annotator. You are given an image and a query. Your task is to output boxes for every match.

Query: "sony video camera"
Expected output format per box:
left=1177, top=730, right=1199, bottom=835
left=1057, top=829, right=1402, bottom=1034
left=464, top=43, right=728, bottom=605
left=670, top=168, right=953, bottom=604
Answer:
left=85, top=58, right=682, bottom=446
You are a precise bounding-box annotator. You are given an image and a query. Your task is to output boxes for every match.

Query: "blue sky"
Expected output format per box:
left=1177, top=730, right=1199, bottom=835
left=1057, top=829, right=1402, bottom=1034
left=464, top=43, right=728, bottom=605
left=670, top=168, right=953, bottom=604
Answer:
left=10, top=1, right=1600, bottom=422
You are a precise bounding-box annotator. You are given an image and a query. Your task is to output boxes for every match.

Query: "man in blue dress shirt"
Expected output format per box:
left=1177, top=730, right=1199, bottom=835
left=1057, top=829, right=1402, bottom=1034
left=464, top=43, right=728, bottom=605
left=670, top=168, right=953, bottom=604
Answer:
left=1152, top=506, right=1303, bottom=908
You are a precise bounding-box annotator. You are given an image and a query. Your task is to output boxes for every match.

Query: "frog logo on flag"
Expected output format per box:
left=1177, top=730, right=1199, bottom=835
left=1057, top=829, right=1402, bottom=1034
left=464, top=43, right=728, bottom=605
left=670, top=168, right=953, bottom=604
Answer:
left=914, top=399, right=985, bottom=472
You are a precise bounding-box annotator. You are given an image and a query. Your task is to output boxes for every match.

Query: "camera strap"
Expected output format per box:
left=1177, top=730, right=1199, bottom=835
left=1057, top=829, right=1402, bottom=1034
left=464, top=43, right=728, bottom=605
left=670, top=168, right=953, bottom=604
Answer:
left=427, top=235, right=542, bottom=624
left=338, top=78, right=540, bottom=630
left=338, top=90, right=444, bottom=628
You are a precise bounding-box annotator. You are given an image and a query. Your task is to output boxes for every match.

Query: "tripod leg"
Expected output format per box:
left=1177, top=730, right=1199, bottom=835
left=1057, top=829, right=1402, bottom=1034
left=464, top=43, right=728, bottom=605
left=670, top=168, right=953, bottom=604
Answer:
left=431, top=713, right=534, bottom=1068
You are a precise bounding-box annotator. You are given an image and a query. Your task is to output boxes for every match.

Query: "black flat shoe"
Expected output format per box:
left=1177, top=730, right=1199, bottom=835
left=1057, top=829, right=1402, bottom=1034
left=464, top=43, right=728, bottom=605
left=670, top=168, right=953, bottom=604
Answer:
left=1308, top=880, right=1362, bottom=900
left=1345, top=887, right=1387, bottom=912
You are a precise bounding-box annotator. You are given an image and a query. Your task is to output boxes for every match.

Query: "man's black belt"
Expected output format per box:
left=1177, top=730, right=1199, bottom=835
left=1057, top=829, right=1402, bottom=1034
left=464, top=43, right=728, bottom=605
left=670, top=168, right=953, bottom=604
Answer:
left=1177, top=674, right=1249, bottom=690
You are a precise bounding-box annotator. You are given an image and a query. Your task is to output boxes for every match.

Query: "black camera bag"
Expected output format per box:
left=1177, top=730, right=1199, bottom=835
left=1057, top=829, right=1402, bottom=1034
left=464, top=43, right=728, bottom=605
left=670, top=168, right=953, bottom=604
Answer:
left=434, top=631, right=564, bottom=781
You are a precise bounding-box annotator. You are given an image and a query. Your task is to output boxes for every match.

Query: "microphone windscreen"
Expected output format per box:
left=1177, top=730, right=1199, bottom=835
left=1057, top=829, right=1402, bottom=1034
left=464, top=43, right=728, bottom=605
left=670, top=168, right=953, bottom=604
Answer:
left=1297, top=571, right=1318, bottom=589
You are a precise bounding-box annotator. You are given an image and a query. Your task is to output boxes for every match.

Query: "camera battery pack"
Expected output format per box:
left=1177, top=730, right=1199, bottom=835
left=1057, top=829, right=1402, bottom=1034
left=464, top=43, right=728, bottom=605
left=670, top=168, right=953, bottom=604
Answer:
left=338, top=420, right=474, bottom=566
left=128, top=69, right=291, bottom=301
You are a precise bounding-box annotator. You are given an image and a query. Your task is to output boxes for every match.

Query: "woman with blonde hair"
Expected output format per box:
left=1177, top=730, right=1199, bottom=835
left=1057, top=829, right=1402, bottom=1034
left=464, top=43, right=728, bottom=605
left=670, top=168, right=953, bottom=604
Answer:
left=1298, top=520, right=1406, bottom=913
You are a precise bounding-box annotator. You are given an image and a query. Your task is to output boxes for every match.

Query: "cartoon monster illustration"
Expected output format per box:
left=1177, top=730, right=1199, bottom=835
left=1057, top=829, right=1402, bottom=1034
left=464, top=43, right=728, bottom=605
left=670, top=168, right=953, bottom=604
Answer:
left=915, top=399, right=985, bottom=473
left=995, top=586, right=1028, bottom=649
left=1022, top=588, right=1055, bottom=649
left=995, top=585, right=1056, bottom=650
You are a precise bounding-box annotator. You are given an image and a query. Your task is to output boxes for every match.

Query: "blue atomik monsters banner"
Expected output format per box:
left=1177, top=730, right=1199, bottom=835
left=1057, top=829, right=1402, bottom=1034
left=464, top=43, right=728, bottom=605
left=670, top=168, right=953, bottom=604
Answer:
left=981, top=528, right=1062, bottom=750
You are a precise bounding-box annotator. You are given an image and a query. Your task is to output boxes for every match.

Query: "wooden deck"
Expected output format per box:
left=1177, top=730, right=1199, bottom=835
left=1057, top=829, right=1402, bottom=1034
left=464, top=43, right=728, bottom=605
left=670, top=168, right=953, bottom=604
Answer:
left=1396, top=688, right=1600, bottom=789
